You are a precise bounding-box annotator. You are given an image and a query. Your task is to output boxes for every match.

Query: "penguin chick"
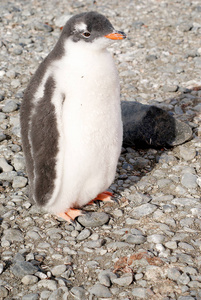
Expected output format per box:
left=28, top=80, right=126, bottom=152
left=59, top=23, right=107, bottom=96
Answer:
left=20, top=11, right=126, bottom=222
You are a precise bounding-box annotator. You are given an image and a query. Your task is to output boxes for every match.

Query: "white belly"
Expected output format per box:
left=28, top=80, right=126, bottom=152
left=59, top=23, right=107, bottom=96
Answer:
left=46, top=42, right=122, bottom=213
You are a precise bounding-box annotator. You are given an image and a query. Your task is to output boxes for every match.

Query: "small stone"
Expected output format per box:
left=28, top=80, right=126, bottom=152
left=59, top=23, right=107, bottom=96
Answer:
left=98, top=270, right=117, bottom=287
left=0, top=157, right=13, bottom=172
left=131, top=203, right=157, bottom=218
left=0, top=132, right=6, bottom=142
left=147, top=234, right=165, bottom=244
left=84, top=239, right=105, bottom=248
left=178, top=273, right=190, bottom=285
left=77, top=228, right=91, bottom=241
left=89, top=283, right=112, bottom=298
left=21, top=275, right=39, bottom=285
left=3, top=229, right=24, bottom=242
left=78, top=212, right=109, bottom=227
left=124, top=234, right=146, bottom=244
left=178, top=296, right=195, bottom=300
left=38, top=279, right=57, bottom=291
left=11, top=261, right=38, bottom=278
left=181, top=173, right=197, bottom=189
left=0, top=171, right=17, bottom=182
left=0, top=286, right=8, bottom=298
left=12, top=155, right=26, bottom=171
left=179, top=146, right=196, bottom=161
left=70, top=286, right=86, bottom=299
left=12, top=176, right=28, bottom=188
left=22, top=293, right=39, bottom=300
left=132, top=287, right=147, bottom=298
left=165, top=241, right=177, bottom=249
left=163, top=85, right=179, bottom=92
left=146, top=54, right=158, bottom=61
left=34, top=22, right=53, bottom=32
left=51, top=265, right=67, bottom=276
left=2, top=100, right=18, bottom=113
left=178, top=242, right=194, bottom=251
left=167, top=267, right=181, bottom=281
left=112, top=273, right=133, bottom=286
left=0, top=263, right=4, bottom=275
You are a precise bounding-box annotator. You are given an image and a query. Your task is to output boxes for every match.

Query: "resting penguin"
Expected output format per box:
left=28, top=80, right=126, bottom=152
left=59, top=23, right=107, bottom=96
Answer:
left=20, top=11, right=126, bottom=222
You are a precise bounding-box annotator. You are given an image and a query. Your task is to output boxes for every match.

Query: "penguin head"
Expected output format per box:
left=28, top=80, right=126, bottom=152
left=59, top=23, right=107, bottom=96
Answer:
left=61, top=11, right=126, bottom=47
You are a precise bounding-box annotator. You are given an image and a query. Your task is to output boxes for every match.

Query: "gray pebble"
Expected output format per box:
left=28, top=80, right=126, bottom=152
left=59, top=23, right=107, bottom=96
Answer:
left=146, top=54, right=158, bottom=62
left=132, top=287, right=147, bottom=298
left=0, top=131, right=6, bottom=142
left=12, top=176, right=28, bottom=188
left=165, top=241, right=177, bottom=249
left=0, top=286, right=8, bottom=298
left=147, top=234, right=165, bottom=244
left=0, top=157, right=13, bottom=172
left=89, top=283, right=112, bottom=298
left=167, top=267, right=181, bottom=281
left=77, top=228, right=91, bottom=241
left=98, top=270, right=117, bottom=287
left=84, top=239, right=105, bottom=248
left=131, top=203, right=157, bottom=218
left=21, top=275, right=39, bottom=285
left=181, top=173, right=197, bottom=189
left=51, top=265, right=67, bottom=276
left=178, top=273, right=190, bottom=285
left=124, top=234, right=146, bottom=244
left=70, top=286, right=86, bottom=299
left=38, top=279, right=57, bottom=291
left=22, top=294, right=39, bottom=300
left=163, top=85, right=179, bottom=92
left=179, top=145, right=196, bottom=161
left=3, top=229, right=24, bottom=242
left=178, top=297, right=195, bottom=300
left=112, top=273, right=133, bottom=286
left=11, top=261, right=38, bottom=278
left=34, top=22, right=53, bottom=32
left=78, top=212, right=109, bottom=227
left=0, top=171, right=17, bottom=182
left=0, top=263, right=4, bottom=275
left=2, top=100, right=18, bottom=113
left=12, top=155, right=26, bottom=171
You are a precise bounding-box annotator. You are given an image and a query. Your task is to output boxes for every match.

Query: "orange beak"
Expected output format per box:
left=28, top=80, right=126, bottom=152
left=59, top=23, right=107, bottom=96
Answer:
left=105, top=31, right=126, bottom=40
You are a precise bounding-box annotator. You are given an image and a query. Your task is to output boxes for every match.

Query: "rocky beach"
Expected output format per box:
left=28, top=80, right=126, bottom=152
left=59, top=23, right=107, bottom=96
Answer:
left=0, top=0, right=201, bottom=299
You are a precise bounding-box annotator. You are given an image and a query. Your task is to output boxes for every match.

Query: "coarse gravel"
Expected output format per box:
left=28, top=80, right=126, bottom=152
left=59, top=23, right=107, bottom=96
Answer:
left=0, top=0, right=201, bottom=299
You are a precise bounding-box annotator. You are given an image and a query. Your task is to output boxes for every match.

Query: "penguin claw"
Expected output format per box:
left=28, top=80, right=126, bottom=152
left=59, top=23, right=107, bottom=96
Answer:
left=57, top=208, right=83, bottom=223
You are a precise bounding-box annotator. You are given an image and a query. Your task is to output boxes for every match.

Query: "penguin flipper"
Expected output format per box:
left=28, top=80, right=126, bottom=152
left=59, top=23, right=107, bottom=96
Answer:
left=29, top=76, right=60, bottom=206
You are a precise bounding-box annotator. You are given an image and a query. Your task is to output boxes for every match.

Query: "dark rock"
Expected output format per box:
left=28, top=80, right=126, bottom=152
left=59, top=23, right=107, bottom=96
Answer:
left=121, top=101, right=192, bottom=148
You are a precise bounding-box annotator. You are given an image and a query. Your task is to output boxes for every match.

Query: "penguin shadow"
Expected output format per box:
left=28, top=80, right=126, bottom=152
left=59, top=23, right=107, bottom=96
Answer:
left=105, top=87, right=199, bottom=209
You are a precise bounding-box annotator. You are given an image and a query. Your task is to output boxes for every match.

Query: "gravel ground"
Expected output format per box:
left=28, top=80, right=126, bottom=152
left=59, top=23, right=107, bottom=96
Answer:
left=1, top=0, right=201, bottom=299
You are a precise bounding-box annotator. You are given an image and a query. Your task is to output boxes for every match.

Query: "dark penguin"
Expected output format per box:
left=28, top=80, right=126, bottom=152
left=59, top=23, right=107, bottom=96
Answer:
left=20, top=11, right=126, bottom=222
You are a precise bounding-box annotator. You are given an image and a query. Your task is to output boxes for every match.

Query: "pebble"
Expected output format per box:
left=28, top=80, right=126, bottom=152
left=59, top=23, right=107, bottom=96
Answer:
left=112, top=273, right=133, bottom=286
left=0, top=286, right=8, bottom=298
left=2, top=100, right=18, bottom=113
left=11, top=261, right=38, bottom=278
left=131, top=203, right=157, bottom=218
left=51, top=265, right=67, bottom=276
left=12, top=176, right=28, bottom=188
left=181, top=173, right=197, bottom=189
left=70, top=286, right=86, bottom=299
left=124, top=234, right=146, bottom=244
left=3, top=229, right=24, bottom=242
left=132, top=288, right=147, bottom=298
left=22, top=294, right=39, bottom=300
left=21, top=275, right=39, bottom=285
left=77, top=228, right=91, bottom=241
left=0, top=157, right=13, bottom=172
left=147, top=234, right=165, bottom=244
left=78, top=212, right=110, bottom=227
left=167, top=267, right=181, bottom=281
left=89, top=283, right=112, bottom=298
left=38, top=279, right=57, bottom=291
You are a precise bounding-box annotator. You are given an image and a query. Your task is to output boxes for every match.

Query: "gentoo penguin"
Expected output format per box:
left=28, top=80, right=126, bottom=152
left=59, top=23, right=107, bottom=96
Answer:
left=20, top=11, right=126, bottom=222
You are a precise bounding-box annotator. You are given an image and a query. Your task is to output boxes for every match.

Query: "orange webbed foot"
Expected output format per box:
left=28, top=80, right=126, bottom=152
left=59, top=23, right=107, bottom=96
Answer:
left=57, top=208, right=83, bottom=223
left=87, top=191, right=114, bottom=205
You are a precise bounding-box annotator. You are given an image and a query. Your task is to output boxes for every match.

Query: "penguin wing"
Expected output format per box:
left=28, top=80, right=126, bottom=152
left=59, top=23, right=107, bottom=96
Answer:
left=28, top=76, right=61, bottom=206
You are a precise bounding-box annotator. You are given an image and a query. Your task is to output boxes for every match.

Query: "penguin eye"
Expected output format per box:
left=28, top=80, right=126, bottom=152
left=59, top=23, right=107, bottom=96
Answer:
left=82, top=31, right=91, bottom=38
